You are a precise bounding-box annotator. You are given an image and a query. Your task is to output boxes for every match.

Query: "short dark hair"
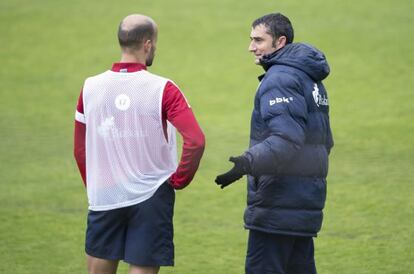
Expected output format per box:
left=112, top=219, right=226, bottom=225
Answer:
left=252, top=13, right=294, bottom=45
left=117, top=20, right=156, bottom=50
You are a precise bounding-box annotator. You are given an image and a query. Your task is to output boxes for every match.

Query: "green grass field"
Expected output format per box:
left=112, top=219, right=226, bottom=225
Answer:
left=1, top=0, right=413, bottom=273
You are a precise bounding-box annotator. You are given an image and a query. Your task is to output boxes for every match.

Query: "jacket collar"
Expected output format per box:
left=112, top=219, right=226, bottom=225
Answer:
left=259, top=46, right=285, bottom=72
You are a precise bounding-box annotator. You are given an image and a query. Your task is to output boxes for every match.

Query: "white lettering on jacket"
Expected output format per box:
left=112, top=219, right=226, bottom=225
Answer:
left=312, top=83, right=328, bottom=107
left=269, top=97, right=293, bottom=106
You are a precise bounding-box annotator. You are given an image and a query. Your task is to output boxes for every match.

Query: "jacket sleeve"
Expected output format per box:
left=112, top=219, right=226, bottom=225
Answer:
left=245, top=73, right=308, bottom=176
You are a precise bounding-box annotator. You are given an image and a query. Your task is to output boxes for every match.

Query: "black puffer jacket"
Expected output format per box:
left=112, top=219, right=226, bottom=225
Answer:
left=244, top=43, right=333, bottom=236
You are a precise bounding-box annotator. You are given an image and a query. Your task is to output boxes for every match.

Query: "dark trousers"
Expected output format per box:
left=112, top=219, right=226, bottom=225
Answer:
left=245, top=230, right=317, bottom=274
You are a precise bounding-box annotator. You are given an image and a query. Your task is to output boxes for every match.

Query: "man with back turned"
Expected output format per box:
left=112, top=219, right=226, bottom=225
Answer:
left=74, top=14, right=205, bottom=274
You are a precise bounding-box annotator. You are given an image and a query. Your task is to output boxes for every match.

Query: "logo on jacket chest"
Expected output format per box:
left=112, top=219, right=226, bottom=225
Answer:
left=312, top=83, right=328, bottom=107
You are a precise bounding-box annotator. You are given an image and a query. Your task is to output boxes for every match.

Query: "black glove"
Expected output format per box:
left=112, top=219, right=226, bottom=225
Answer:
left=215, top=155, right=251, bottom=189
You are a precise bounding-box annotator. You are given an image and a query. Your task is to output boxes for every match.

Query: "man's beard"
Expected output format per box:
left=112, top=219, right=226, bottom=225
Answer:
left=145, top=47, right=156, bottom=66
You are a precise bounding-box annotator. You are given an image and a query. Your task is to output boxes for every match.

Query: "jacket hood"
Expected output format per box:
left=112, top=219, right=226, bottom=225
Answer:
left=260, top=43, right=330, bottom=81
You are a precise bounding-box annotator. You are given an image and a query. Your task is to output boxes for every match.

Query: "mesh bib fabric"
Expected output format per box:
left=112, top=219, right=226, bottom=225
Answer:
left=83, top=70, right=177, bottom=211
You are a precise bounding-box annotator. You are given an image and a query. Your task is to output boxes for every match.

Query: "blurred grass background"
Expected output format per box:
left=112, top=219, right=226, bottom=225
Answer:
left=0, top=0, right=413, bottom=273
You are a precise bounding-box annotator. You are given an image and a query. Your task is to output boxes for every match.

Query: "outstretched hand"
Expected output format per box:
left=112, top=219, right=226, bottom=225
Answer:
left=215, top=155, right=250, bottom=189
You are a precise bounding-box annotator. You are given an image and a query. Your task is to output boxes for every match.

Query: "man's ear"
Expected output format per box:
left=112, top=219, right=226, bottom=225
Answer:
left=275, top=36, right=287, bottom=50
left=143, top=39, right=152, bottom=53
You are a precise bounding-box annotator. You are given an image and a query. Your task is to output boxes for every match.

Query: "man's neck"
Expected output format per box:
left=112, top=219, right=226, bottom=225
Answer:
left=120, top=53, right=146, bottom=64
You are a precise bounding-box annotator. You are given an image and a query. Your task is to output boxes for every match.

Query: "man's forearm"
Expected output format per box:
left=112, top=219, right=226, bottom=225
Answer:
left=169, top=109, right=205, bottom=189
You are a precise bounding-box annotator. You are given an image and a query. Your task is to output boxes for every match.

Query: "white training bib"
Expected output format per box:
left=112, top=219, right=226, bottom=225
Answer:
left=82, top=70, right=177, bottom=211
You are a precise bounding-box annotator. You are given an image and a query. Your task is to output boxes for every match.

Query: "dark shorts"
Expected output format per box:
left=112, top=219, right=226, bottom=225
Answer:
left=245, top=230, right=317, bottom=274
left=85, top=182, right=175, bottom=266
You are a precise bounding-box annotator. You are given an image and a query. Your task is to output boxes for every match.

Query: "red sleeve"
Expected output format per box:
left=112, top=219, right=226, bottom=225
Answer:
left=74, top=90, right=87, bottom=186
left=162, top=81, right=205, bottom=189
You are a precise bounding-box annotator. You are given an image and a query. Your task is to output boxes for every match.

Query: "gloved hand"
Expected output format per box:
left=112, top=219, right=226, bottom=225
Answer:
left=215, top=155, right=251, bottom=189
